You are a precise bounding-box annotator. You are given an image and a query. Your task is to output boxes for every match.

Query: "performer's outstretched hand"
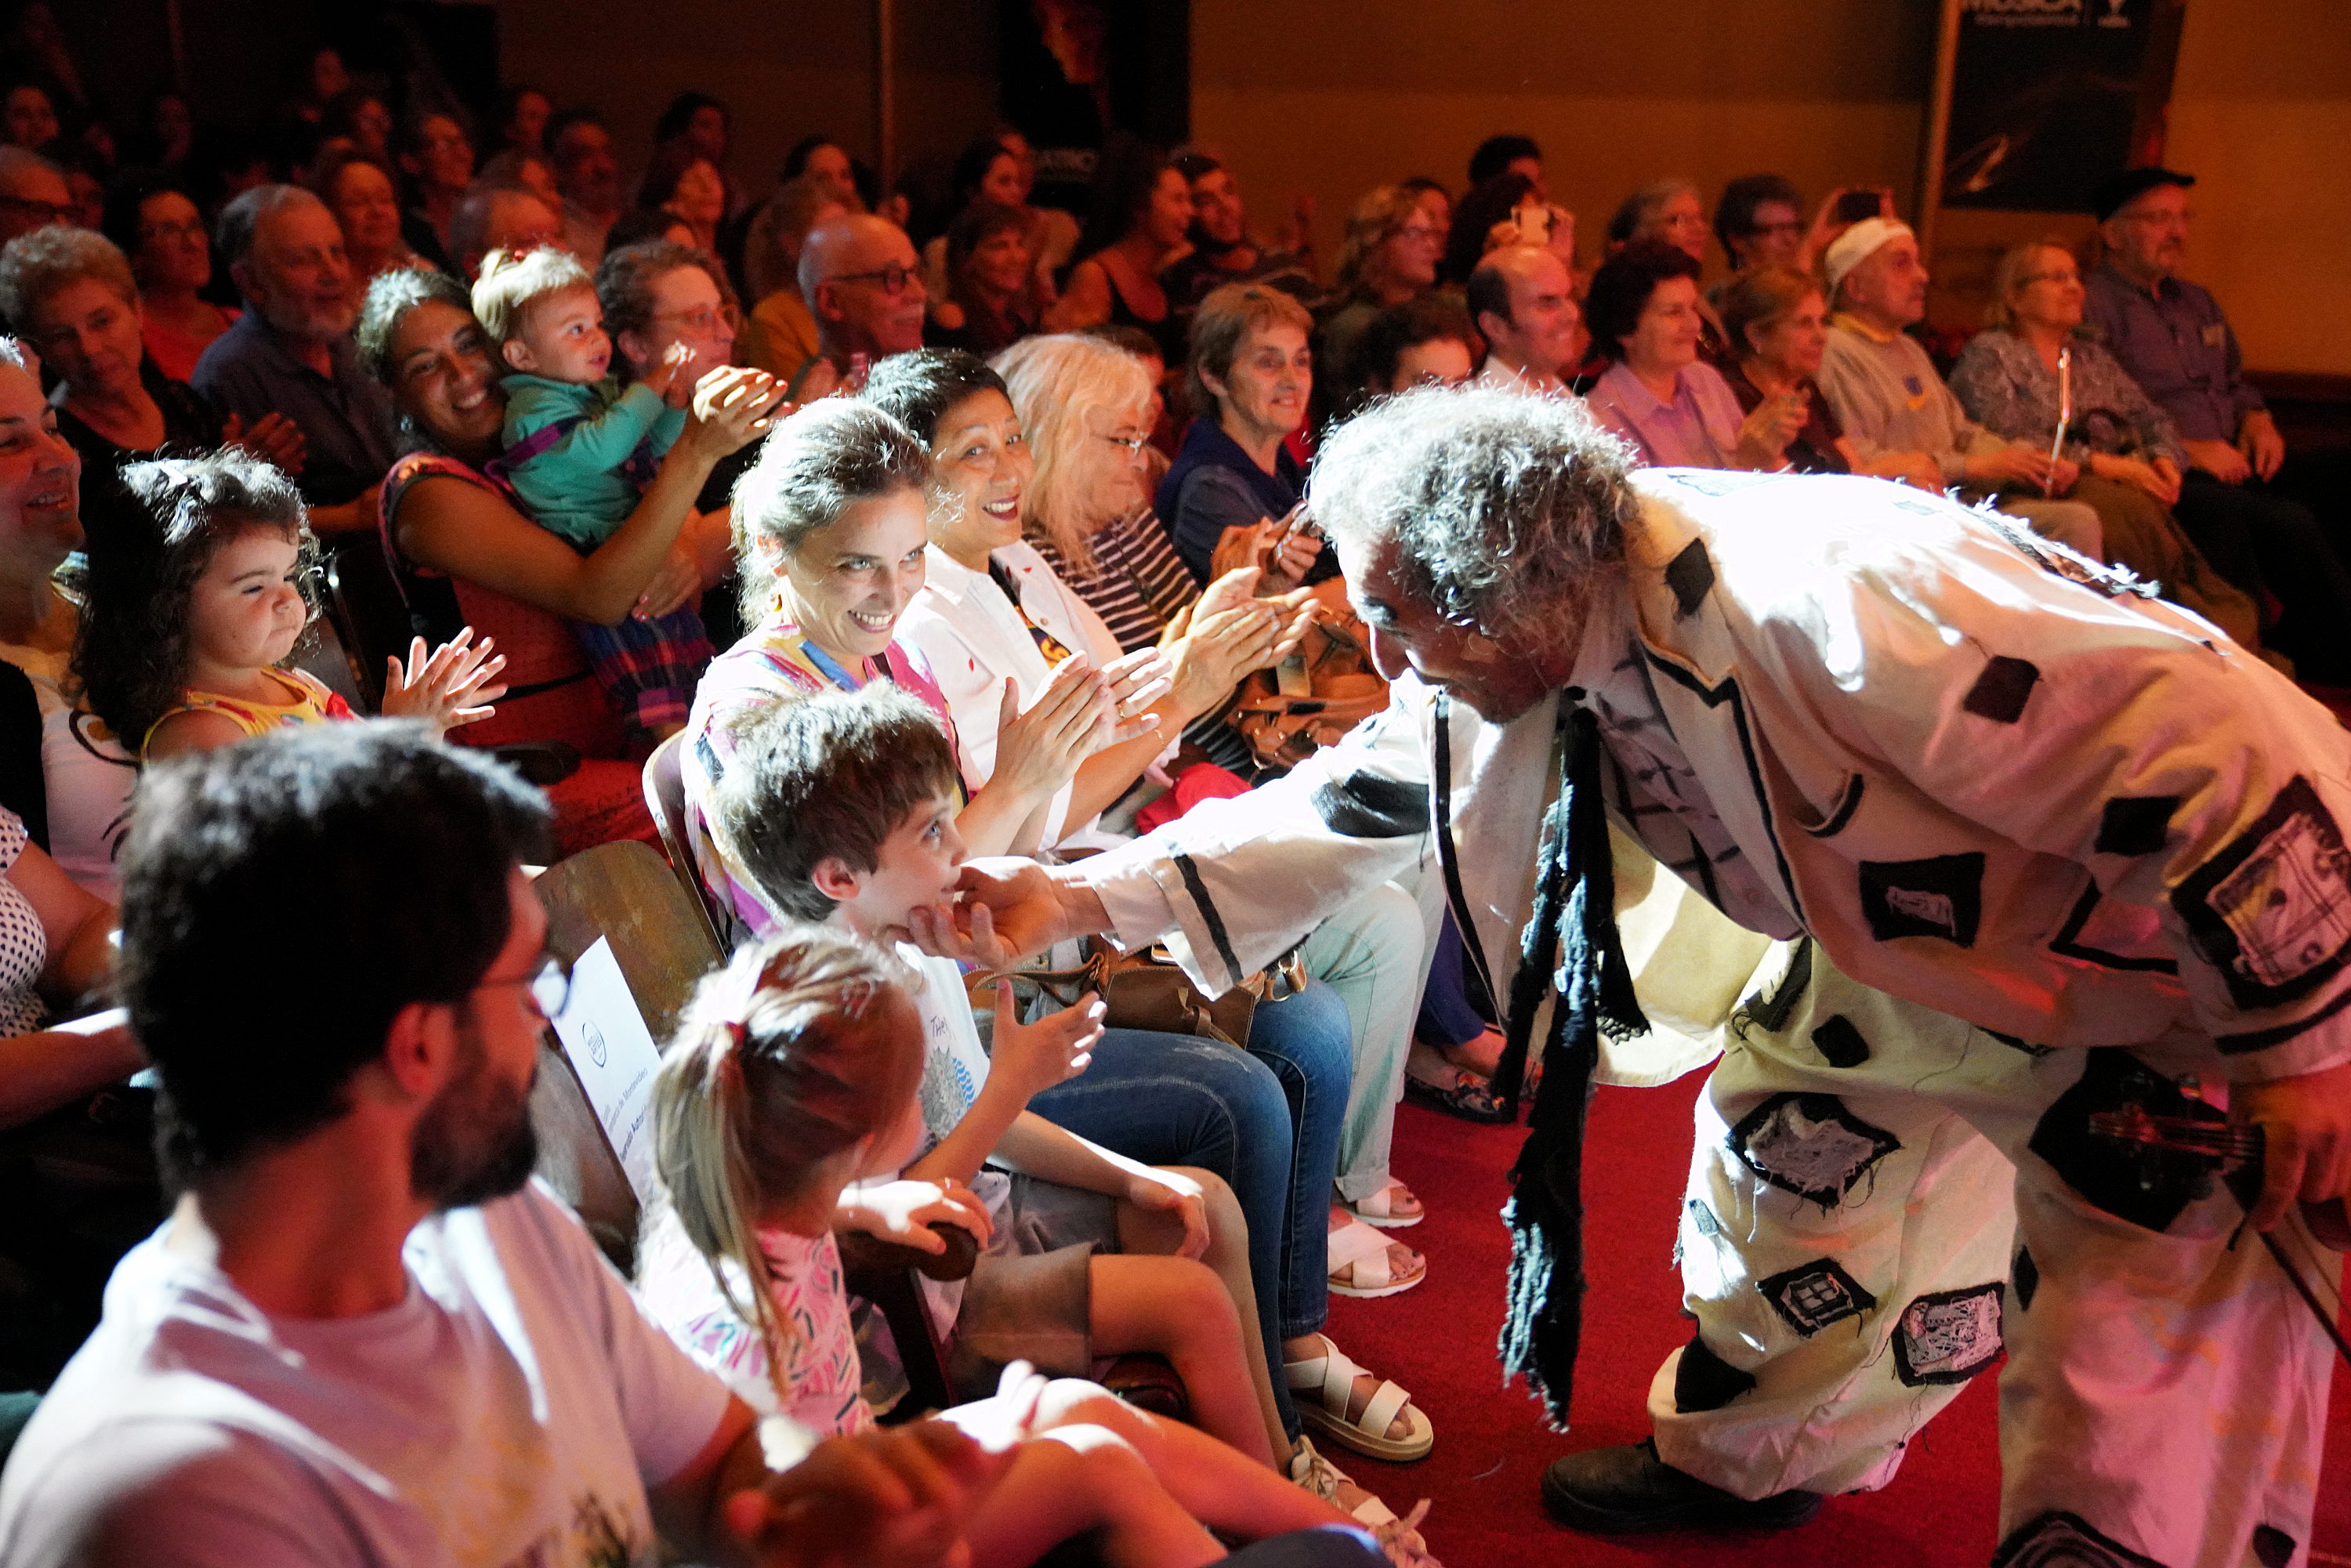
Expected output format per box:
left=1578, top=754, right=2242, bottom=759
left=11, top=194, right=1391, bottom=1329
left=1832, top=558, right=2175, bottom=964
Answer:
left=904, top=857, right=1110, bottom=969
left=2231, top=1056, right=2351, bottom=1230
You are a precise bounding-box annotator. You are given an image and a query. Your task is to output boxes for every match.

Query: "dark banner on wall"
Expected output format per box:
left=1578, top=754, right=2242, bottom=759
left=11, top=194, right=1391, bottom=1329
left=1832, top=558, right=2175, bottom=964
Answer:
left=999, top=0, right=1188, bottom=214
left=1938, top=0, right=2186, bottom=212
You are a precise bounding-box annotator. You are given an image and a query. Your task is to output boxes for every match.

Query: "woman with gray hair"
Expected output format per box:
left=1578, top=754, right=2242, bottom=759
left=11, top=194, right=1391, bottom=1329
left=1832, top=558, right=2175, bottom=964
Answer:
left=0, top=223, right=302, bottom=561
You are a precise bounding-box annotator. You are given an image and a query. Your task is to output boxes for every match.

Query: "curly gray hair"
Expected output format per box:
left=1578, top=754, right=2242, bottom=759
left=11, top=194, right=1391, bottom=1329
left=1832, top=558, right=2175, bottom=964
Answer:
left=1307, top=385, right=1639, bottom=653
left=729, top=398, right=931, bottom=624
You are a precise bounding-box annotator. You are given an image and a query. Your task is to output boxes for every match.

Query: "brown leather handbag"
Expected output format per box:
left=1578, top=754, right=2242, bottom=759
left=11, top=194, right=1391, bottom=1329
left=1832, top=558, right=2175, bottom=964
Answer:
left=967, top=939, right=1309, bottom=1048
left=1226, top=614, right=1389, bottom=772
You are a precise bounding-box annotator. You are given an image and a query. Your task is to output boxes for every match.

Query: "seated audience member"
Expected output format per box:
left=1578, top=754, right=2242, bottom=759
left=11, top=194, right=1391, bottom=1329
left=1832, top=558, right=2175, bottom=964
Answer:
left=476, top=148, right=563, bottom=212
left=310, top=146, right=428, bottom=283
left=1466, top=244, right=1585, bottom=396
left=492, top=85, right=552, bottom=160
left=1710, top=175, right=1887, bottom=281
left=320, top=88, right=395, bottom=173
left=1604, top=179, right=1730, bottom=360
left=1582, top=239, right=1803, bottom=471
left=987, top=127, right=1082, bottom=294
left=1949, top=239, right=2271, bottom=662
left=1159, top=284, right=1335, bottom=588
left=928, top=201, right=1038, bottom=360
left=1437, top=172, right=1574, bottom=294
left=603, top=206, right=699, bottom=255
left=596, top=237, right=754, bottom=541
left=0, top=340, right=133, bottom=898
left=359, top=267, right=773, bottom=849
left=192, top=185, right=396, bottom=537
left=1401, top=178, right=1451, bottom=241
left=1162, top=149, right=1317, bottom=319
left=549, top=107, right=624, bottom=265
left=2085, top=167, right=2351, bottom=685
left=639, top=148, right=727, bottom=256
left=73, top=451, right=502, bottom=763
left=98, top=174, right=235, bottom=382
left=781, top=135, right=863, bottom=215
left=794, top=212, right=928, bottom=400
left=915, top=137, right=1022, bottom=301
left=738, top=175, right=845, bottom=376
left=1330, top=294, right=1477, bottom=421
left=0, top=226, right=302, bottom=561
left=397, top=110, right=474, bottom=261
left=0, top=83, right=57, bottom=158
left=652, top=92, right=745, bottom=223
left=1813, top=218, right=2103, bottom=558
left=1716, top=265, right=1864, bottom=475
left=473, top=245, right=710, bottom=742
left=0, top=721, right=1063, bottom=1568
left=1314, top=186, right=1444, bottom=415
left=639, top=842, right=1438, bottom=1563
left=445, top=183, right=563, bottom=284
left=0, top=149, right=69, bottom=248
left=1467, top=133, right=1544, bottom=195
left=1041, top=137, right=1190, bottom=364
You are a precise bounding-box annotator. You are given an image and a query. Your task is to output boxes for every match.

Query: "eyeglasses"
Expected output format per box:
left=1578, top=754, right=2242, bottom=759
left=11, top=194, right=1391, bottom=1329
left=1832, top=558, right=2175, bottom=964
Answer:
left=2020, top=270, right=2080, bottom=287
left=829, top=264, right=917, bottom=296
left=1098, top=433, right=1149, bottom=457
left=0, top=196, right=71, bottom=226
left=139, top=217, right=208, bottom=244
left=1394, top=223, right=1444, bottom=244
left=653, top=302, right=739, bottom=335
left=479, top=954, right=572, bottom=1020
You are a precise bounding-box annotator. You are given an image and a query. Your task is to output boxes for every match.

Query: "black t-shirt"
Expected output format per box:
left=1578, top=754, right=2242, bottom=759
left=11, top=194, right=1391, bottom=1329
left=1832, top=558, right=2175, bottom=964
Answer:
left=56, top=361, right=225, bottom=568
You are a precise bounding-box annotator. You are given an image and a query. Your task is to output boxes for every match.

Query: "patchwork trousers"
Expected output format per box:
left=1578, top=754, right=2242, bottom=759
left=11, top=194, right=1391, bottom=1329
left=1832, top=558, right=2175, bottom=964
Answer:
left=1646, top=940, right=2339, bottom=1568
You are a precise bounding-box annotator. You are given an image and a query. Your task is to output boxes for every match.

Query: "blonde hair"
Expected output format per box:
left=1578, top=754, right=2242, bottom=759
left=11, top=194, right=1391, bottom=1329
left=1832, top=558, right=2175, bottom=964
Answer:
left=1983, top=238, right=2078, bottom=331
left=469, top=243, right=593, bottom=344
left=650, top=925, right=923, bottom=1407
left=1334, top=184, right=1423, bottom=299
left=991, top=332, right=1152, bottom=574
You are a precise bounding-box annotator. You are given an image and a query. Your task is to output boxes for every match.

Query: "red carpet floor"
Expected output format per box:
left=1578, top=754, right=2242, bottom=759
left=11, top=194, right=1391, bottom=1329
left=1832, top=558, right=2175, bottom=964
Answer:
left=1322, top=1082, right=2351, bottom=1566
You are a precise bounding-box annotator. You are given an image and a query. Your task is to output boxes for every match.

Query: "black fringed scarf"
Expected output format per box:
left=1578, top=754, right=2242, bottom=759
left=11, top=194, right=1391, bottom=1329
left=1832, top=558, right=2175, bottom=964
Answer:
left=1489, top=696, right=1650, bottom=1428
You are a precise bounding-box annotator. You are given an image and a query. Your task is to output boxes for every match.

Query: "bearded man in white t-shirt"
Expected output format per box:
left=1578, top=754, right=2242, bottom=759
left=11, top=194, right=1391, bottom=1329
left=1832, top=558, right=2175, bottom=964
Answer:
left=0, top=724, right=1016, bottom=1568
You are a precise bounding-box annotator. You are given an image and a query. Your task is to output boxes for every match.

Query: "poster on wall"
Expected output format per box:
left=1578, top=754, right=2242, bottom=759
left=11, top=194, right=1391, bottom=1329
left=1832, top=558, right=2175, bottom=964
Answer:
left=1935, top=0, right=2187, bottom=213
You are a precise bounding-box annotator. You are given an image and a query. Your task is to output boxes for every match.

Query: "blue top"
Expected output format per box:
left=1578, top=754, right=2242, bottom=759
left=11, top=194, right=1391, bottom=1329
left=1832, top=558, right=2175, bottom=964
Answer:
left=1153, top=417, right=1336, bottom=587
left=2081, top=260, right=2264, bottom=446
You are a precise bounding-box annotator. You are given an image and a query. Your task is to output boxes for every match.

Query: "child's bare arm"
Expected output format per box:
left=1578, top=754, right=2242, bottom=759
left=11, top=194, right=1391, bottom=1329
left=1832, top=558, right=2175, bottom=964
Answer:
left=987, top=1114, right=1212, bottom=1258
left=902, top=985, right=1101, bottom=1186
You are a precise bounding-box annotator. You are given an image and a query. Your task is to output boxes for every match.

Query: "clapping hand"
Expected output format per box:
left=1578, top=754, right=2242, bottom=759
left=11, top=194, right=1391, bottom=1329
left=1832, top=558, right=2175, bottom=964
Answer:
left=380, top=626, right=507, bottom=734
left=222, top=411, right=308, bottom=474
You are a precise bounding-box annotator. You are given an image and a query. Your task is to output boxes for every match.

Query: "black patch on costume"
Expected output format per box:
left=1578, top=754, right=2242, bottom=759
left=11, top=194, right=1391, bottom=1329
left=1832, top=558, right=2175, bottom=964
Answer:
left=1671, top=1331, right=1755, bottom=1413
left=1991, top=1511, right=2168, bottom=1568
left=2028, top=1048, right=2220, bottom=1231
left=2172, top=775, right=2351, bottom=1011
left=1804, top=773, right=1867, bottom=839
left=1729, top=1092, right=1901, bottom=1207
left=1859, top=853, right=1984, bottom=946
left=2050, top=880, right=2182, bottom=976
left=1757, top=1258, right=1876, bottom=1337
left=1309, top=771, right=1429, bottom=840
left=1639, top=652, right=1809, bottom=927
left=1170, top=851, right=1244, bottom=983
left=1665, top=539, right=1715, bottom=618
left=2097, top=795, right=2179, bottom=857
left=1737, top=940, right=1814, bottom=1037
left=1687, top=1198, right=1720, bottom=1239
left=1891, top=1282, right=2004, bottom=1386
left=2251, top=1526, right=2296, bottom=1568
left=2012, top=1247, right=2038, bottom=1311
left=1987, top=1028, right=2055, bottom=1057
left=1962, top=656, right=2041, bottom=723
left=1809, top=1014, right=1871, bottom=1069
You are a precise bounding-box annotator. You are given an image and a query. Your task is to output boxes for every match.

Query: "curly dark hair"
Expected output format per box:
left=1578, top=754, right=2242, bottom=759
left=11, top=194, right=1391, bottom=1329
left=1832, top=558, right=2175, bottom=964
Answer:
left=1582, top=238, right=1704, bottom=363
left=73, top=450, right=319, bottom=756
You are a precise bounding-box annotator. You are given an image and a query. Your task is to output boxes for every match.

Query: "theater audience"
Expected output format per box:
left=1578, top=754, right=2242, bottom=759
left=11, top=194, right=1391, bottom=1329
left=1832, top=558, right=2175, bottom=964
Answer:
left=445, top=183, right=563, bottom=284
left=795, top=212, right=927, bottom=400
left=0, top=721, right=1054, bottom=1568
left=0, top=225, right=301, bottom=560
left=1716, top=265, right=1860, bottom=476
left=1814, top=217, right=2103, bottom=558
left=0, top=338, right=133, bottom=900
left=98, top=175, right=234, bottom=383
left=0, top=149, right=68, bottom=248
left=929, top=201, right=1038, bottom=359
left=1330, top=294, right=1477, bottom=421
left=1466, top=244, right=1583, bottom=396
left=492, top=85, right=551, bottom=160
left=1949, top=238, right=2269, bottom=662
left=1159, top=284, right=1334, bottom=588
left=0, top=85, right=57, bottom=157
left=1316, top=186, right=1445, bottom=413
left=321, top=88, right=394, bottom=168
left=397, top=110, right=474, bottom=259
left=475, top=148, right=562, bottom=211
left=311, top=146, right=427, bottom=283
left=2085, top=167, right=2351, bottom=685
left=1163, top=149, right=1317, bottom=318
left=1583, top=240, right=1803, bottom=471
left=1711, top=176, right=1886, bottom=279
left=1467, top=134, right=1544, bottom=196
left=360, top=266, right=771, bottom=850
left=639, top=149, right=727, bottom=255
left=1607, top=179, right=1707, bottom=264
left=549, top=107, right=623, bottom=265
left=782, top=134, right=861, bottom=214
left=739, top=176, right=843, bottom=376
left=1043, top=138, right=1190, bottom=363
left=191, top=186, right=394, bottom=537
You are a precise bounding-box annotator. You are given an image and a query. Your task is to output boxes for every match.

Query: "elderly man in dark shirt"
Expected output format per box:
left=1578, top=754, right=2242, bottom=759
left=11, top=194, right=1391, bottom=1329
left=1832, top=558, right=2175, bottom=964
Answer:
left=191, top=186, right=395, bottom=538
left=2085, top=167, right=2351, bottom=684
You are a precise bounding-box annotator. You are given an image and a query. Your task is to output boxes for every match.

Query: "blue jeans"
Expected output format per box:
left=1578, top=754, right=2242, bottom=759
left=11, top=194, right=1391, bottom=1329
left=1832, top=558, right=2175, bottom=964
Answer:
left=1026, top=980, right=1353, bottom=1438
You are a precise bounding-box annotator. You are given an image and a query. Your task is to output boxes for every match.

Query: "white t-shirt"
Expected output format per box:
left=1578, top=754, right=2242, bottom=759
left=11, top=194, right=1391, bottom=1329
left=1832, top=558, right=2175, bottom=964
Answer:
left=0, top=1182, right=734, bottom=1568
left=0, top=636, right=135, bottom=904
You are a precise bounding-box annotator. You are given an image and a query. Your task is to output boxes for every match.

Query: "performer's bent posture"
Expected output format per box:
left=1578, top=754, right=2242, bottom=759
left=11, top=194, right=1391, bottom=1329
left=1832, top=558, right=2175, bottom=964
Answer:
left=923, top=386, right=2351, bottom=1567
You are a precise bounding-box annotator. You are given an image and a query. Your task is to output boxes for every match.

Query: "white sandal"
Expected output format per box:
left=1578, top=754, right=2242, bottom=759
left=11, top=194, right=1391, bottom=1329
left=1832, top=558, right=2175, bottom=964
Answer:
left=1341, top=1178, right=1425, bottom=1229
left=1285, top=1332, right=1436, bottom=1461
left=1328, top=1217, right=1424, bottom=1298
left=1290, top=1436, right=1442, bottom=1564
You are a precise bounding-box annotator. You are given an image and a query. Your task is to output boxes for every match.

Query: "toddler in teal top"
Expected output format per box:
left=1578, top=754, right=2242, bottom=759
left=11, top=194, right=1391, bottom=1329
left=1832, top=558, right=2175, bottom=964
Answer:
left=472, top=245, right=712, bottom=737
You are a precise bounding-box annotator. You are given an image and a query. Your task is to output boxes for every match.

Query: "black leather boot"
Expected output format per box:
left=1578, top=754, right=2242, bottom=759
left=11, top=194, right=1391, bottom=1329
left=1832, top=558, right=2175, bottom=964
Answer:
left=1540, top=1440, right=1824, bottom=1534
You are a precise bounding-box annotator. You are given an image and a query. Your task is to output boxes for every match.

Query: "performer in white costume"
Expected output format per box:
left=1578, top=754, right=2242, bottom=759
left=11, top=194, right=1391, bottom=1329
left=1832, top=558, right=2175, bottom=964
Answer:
left=928, top=386, right=2351, bottom=1567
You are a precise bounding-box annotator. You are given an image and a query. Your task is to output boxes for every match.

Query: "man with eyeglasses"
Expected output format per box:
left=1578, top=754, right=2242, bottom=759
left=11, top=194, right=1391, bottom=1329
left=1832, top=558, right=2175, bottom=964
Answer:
left=0, top=722, right=1022, bottom=1568
left=791, top=213, right=929, bottom=403
left=0, top=149, right=72, bottom=251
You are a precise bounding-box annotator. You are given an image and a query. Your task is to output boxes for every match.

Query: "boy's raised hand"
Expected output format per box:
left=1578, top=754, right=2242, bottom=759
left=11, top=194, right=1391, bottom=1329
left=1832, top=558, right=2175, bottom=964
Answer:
left=836, top=1178, right=993, bottom=1254
left=382, top=627, right=508, bottom=735
left=987, top=980, right=1103, bottom=1101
